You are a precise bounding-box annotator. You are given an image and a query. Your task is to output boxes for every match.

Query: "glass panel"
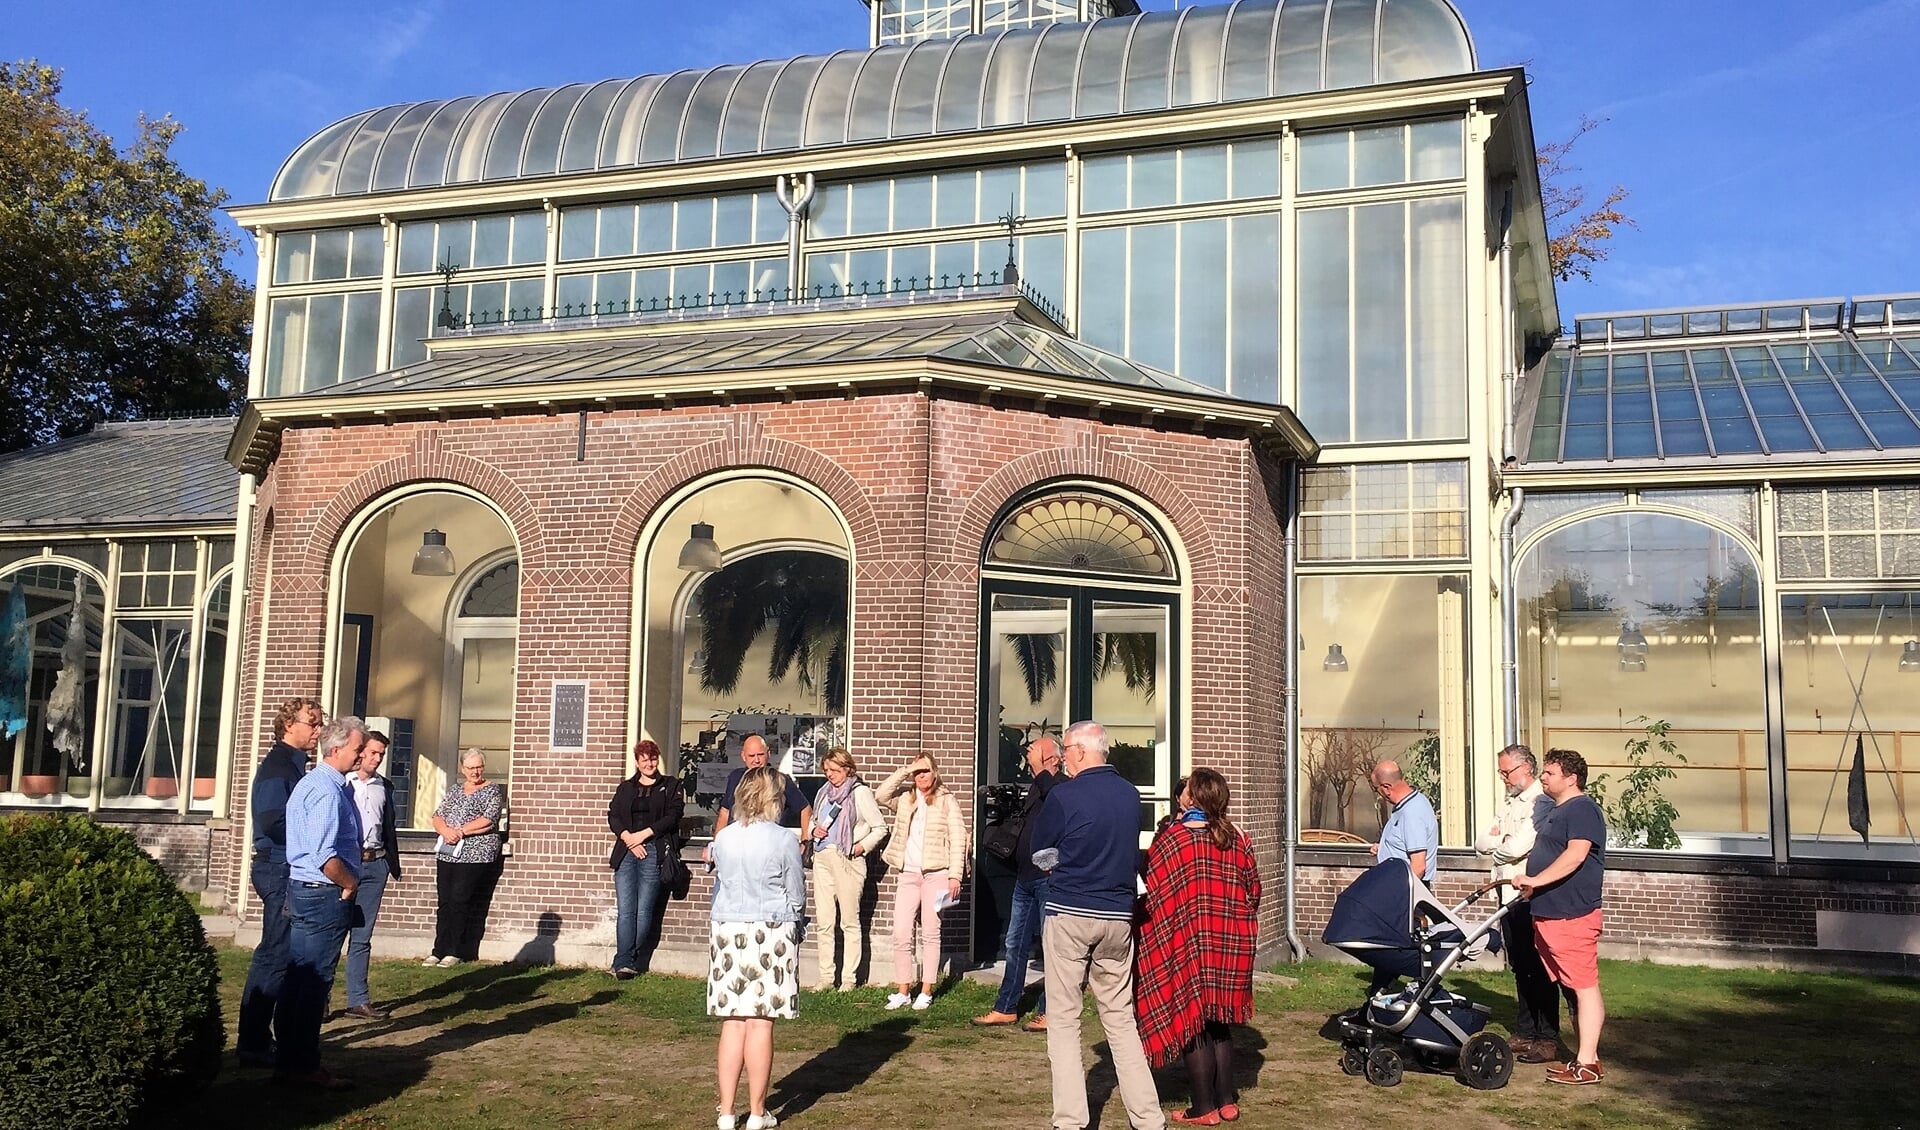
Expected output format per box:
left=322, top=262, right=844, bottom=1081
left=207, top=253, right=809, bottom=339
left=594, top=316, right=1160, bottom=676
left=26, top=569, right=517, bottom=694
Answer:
left=1180, top=144, right=1229, bottom=205
left=100, top=618, right=193, bottom=805
left=310, top=229, right=350, bottom=281
left=1780, top=593, right=1920, bottom=861
left=721, top=62, right=781, bottom=156
left=511, top=213, right=546, bottom=265
left=936, top=36, right=994, bottom=132
left=1353, top=126, right=1405, bottom=187
left=986, top=594, right=1070, bottom=789
left=371, top=101, right=440, bottom=191
left=1178, top=217, right=1228, bottom=386
left=1078, top=227, right=1126, bottom=355
left=987, top=492, right=1172, bottom=576
left=806, top=53, right=863, bottom=147
left=1272, top=0, right=1328, bottom=94
left=304, top=294, right=344, bottom=391
left=483, top=89, right=548, bottom=180
left=1409, top=196, right=1466, bottom=439
left=1297, top=130, right=1348, bottom=193
left=1130, top=149, right=1177, bottom=210
left=1170, top=3, right=1229, bottom=106
left=1516, top=512, right=1768, bottom=854
left=762, top=56, right=826, bottom=150
left=849, top=47, right=910, bottom=141
left=1075, top=17, right=1131, bottom=117
left=1121, top=10, right=1181, bottom=113
left=189, top=575, right=229, bottom=809
left=2, top=565, right=104, bottom=803
left=1297, top=207, right=1351, bottom=442
left=1092, top=601, right=1170, bottom=792
left=1221, top=0, right=1276, bottom=101
left=892, top=43, right=945, bottom=137
left=471, top=216, right=510, bottom=269
left=1322, top=0, right=1378, bottom=88
left=1229, top=138, right=1280, bottom=199
left=523, top=84, right=589, bottom=176
left=1081, top=154, right=1127, bottom=214
left=1228, top=213, right=1281, bottom=403
left=1409, top=119, right=1464, bottom=180
left=1299, top=573, right=1472, bottom=844
left=1027, top=22, right=1090, bottom=121
left=1353, top=203, right=1407, bottom=441
left=1127, top=224, right=1175, bottom=372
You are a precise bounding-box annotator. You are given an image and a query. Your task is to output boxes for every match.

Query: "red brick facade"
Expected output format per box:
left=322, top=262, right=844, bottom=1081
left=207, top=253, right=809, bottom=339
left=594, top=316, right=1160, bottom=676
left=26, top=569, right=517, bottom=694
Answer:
left=213, top=389, right=1293, bottom=964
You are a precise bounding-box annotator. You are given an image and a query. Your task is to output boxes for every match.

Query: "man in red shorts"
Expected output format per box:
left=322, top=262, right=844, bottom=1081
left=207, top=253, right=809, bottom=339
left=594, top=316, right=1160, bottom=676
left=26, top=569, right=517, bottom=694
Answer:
left=1512, top=748, right=1607, bottom=1085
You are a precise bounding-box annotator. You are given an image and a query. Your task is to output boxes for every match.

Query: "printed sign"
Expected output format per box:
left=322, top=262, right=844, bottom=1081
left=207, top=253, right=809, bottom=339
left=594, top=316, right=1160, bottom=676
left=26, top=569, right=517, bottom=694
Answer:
left=549, top=680, right=588, bottom=752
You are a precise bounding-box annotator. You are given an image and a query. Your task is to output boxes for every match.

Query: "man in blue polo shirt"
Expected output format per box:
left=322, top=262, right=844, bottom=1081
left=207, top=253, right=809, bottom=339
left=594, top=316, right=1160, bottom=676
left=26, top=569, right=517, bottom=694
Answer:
left=1029, top=721, right=1164, bottom=1130
left=273, top=715, right=368, bottom=1091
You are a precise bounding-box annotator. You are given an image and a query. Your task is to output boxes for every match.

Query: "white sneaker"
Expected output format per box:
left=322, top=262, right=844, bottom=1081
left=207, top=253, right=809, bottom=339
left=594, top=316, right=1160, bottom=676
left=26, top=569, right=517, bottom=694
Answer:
left=716, top=1110, right=736, bottom=1130
left=422, top=956, right=440, bottom=967
left=911, top=992, right=934, bottom=1011
left=438, top=955, right=462, bottom=968
left=746, top=1114, right=778, bottom=1130
left=884, top=992, right=912, bottom=1010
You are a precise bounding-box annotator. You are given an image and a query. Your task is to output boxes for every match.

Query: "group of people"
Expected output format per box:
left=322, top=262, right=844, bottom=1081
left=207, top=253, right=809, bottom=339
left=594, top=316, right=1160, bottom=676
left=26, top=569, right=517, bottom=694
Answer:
left=236, top=698, right=507, bottom=1090
left=689, top=720, right=1264, bottom=1130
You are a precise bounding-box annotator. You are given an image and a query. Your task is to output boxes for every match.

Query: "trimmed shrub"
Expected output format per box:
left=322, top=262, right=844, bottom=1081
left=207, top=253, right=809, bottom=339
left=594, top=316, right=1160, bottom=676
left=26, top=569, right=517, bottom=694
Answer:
left=0, top=814, right=223, bottom=1130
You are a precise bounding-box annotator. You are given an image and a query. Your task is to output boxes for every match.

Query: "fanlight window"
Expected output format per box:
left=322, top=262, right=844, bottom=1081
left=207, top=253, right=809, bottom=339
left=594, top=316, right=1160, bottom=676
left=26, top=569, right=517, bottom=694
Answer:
left=988, top=492, right=1172, bottom=578
left=460, top=561, right=519, bottom=617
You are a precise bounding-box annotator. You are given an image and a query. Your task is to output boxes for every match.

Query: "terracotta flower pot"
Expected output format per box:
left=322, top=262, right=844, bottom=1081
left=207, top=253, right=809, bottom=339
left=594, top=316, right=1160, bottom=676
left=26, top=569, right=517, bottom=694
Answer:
left=192, top=777, right=217, bottom=800
left=145, top=776, right=179, bottom=800
left=21, top=774, right=59, bottom=797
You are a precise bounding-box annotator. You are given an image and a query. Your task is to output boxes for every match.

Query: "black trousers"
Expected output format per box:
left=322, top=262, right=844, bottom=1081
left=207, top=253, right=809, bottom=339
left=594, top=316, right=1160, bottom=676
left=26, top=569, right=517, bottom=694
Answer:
left=1505, top=899, right=1561, bottom=1041
left=435, top=857, right=504, bottom=961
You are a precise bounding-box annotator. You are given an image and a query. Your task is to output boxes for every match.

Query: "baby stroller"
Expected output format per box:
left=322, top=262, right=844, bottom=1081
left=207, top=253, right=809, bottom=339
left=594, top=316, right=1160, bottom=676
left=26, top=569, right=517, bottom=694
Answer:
left=1322, top=859, right=1516, bottom=1090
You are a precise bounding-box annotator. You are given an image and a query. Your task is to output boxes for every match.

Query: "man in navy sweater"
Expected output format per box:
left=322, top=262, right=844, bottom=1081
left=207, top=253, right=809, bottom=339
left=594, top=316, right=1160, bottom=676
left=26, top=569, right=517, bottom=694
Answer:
left=1029, top=721, right=1165, bottom=1130
left=237, top=697, right=322, bottom=1067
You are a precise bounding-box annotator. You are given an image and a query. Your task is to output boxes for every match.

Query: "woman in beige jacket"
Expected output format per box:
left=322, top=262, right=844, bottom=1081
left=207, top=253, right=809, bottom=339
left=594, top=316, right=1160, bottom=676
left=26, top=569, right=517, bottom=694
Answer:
left=878, top=753, right=968, bottom=1010
left=808, top=747, right=888, bottom=990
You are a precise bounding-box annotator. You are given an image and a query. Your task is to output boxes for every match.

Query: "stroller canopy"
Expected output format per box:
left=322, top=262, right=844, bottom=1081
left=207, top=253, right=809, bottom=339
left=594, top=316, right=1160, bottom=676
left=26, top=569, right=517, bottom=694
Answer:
left=1323, top=858, right=1420, bottom=955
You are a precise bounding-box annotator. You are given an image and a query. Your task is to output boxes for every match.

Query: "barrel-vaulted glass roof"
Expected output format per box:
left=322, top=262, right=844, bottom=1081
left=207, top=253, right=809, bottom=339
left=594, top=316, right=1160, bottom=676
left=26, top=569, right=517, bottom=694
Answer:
left=271, top=0, right=1475, bottom=201
left=1523, top=296, right=1920, bottom=468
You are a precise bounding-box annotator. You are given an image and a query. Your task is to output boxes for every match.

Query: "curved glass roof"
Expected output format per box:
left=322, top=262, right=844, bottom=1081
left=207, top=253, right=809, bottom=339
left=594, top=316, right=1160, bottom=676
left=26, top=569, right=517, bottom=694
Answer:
left=272, top=0, right=1475, bottom=201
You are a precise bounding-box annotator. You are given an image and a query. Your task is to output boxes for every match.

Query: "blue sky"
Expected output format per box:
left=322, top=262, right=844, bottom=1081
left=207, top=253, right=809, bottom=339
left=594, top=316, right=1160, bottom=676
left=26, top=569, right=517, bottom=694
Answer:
left=11, top=0, right=1917, bottom=323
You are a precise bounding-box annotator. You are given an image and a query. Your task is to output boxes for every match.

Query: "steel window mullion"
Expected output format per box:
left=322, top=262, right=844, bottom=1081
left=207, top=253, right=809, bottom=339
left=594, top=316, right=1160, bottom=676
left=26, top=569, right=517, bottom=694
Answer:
left=1847, top=338, right=1920, bottom=433
left=1682, top=350, right=1718, bottom=457
left=1764, top=345, right=1827, bottom=455
left=1646, top=355, right=1666, bottom=459
left=1721, top=346, right=1771, bottom=456
left=1556, top=352, right=1574, bottom=462
left=1805, top=343, right=1881, bottom=449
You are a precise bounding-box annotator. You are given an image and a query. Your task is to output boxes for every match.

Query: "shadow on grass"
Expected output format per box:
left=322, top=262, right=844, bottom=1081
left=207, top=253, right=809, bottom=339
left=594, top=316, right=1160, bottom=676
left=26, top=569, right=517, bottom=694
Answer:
left=766, top=1016, right=915, bottom=1119
left=158, top=963, right=613, bottom=1130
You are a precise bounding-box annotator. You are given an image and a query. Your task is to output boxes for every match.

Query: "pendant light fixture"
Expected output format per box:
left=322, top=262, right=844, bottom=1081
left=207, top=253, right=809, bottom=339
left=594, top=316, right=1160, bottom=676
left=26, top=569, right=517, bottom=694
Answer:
left=677, top=522, right=723, bottom=572
left=1616, top=618, right=1648, bottom=672
left=1322, top=643, right=1349, bottom=672
left=411, top=529, right=456, bottom=576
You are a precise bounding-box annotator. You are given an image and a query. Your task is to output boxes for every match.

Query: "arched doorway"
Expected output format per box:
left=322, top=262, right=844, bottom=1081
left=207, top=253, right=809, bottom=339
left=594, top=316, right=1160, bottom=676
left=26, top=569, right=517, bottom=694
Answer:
left=332, top=489, right=517, bottom=827
left=974, top=486, right=1181, bottom=957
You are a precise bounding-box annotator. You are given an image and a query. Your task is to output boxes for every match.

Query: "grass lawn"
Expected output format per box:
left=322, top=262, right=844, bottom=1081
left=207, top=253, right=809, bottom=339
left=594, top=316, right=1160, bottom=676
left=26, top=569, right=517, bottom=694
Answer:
left=159, top=944, right=1916, bottom=1130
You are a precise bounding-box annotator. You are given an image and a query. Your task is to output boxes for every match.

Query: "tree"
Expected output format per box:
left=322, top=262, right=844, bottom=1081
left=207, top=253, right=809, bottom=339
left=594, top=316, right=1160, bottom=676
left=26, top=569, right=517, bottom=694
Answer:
left=0, top=61, right=251, bottom=454
left=1538, top=115, right=1635, bottom=283
left=693, top=550, right=849, bottom=713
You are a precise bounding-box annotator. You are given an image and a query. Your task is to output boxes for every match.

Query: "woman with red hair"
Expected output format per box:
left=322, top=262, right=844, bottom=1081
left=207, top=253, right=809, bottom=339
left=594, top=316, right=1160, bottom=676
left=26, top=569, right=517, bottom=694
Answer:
left=606, top=738, right=684, bottom=978
left=1136, top=768, right=1262, bottom=1125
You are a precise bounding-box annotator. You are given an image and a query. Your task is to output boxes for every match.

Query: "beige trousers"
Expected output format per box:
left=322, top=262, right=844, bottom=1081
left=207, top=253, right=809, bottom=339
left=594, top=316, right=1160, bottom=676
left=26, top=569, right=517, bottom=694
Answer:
left=1043, top=913, right=1166, bottom=1130
left=810, top=845, right=867, bottom=988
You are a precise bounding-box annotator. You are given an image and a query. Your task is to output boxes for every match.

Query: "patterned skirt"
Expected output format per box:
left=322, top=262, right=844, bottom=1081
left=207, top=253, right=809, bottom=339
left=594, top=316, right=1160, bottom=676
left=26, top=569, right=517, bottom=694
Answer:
left=707, top=921, right=800, bottom=1019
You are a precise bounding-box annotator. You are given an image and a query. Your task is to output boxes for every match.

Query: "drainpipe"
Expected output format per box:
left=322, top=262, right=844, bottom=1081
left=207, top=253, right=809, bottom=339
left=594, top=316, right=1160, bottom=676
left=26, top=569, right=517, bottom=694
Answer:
left=1497, top=184, right=1524, bottom=745
left=1283, top=458, right=1306, bottom=961
left=775, top=173, right=815, bottom=300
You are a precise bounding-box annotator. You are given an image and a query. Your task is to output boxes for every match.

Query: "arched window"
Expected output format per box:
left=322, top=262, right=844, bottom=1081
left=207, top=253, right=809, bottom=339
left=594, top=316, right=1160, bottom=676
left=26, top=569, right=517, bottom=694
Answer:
left=460, top=560, right=519, bottom=617
left=987, top=491, right=1174, bottom=578
left=1, top=562, right=104, bottom=800
left=1515, top=510, right=1765, bottom=854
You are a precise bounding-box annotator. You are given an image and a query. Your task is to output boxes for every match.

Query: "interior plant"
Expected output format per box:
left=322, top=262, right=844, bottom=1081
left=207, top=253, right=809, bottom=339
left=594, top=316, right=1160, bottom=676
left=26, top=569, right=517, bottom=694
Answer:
left=1588, top=715, right=1687, bottom=850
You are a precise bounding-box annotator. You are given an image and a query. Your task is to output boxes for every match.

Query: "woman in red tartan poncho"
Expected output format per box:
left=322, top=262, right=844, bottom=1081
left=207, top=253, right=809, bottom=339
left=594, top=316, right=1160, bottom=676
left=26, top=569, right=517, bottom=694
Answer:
left=1136, top=768, right=1262, bottom=1126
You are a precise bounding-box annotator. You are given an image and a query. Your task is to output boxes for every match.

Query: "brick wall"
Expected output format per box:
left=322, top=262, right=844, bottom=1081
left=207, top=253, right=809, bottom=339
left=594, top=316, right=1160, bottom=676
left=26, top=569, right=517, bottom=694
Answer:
left=95, top=817, right=214, bottom=891
left=218, top=389, right=1291, bottom=964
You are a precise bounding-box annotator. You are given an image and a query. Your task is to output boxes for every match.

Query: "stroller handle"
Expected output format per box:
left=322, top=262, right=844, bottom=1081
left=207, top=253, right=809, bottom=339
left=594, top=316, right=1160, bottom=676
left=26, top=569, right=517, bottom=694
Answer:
left=1462, top=878, right=1513, bottom=905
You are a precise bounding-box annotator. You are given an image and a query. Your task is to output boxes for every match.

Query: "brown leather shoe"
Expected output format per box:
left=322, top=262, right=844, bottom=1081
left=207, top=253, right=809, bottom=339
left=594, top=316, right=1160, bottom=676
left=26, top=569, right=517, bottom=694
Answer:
left=971, top=1010, right=1019, bottom=1027
left=1512, top=1037, right=1556, bottom=1064
left=344, top=1004, right=390, bottom=1020
left=1545, top=1060, right=1604, bottom=1085
left=1023, top=1015, right=1049, bottom=1033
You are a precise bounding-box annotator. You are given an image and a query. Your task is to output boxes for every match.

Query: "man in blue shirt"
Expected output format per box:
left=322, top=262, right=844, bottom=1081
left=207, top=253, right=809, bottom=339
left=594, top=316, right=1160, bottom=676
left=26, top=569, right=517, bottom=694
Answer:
left=1029, top=721, right=1164, bottom=1130
left=237, top=697, right=322, bottom=1068
left=273, top=715, right=368, bottom=1090
left=711, top=734, right=812, bottom=834
left=1366, top=759, right=1441, bottom=996
left=973, top=736, right=1062, bottom=1031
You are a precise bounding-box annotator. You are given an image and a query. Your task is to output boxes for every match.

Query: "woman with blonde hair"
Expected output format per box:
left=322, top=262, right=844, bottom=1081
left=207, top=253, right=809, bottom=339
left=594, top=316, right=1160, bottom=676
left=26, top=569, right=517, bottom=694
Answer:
left=1136, top=768, right=1262, bottom=1125
left=878, top=753, right=967, bottom=1011
left=708, top=766, right=806, bottom=1130
left=809, top=746, right=886, bottom=990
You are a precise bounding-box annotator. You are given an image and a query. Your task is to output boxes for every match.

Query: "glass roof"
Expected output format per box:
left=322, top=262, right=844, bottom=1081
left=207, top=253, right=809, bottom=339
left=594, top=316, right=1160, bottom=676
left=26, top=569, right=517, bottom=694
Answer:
left=271, top=0, right=1475, bottom=201
left=302, top=309, right=1221, bottom=400
left=1525, top=316, right=1920, bottom=468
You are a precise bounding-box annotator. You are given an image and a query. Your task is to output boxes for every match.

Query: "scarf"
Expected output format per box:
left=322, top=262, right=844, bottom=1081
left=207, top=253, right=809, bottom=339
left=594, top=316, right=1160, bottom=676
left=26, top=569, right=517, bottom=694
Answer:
left=819, top=775, right=860, bottom=855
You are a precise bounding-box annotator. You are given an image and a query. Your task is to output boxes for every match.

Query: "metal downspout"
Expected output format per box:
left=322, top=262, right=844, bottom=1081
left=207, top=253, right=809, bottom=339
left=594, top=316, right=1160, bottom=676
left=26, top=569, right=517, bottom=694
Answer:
left=1283, top=458, right=1306, bottom=961
left=1497, top=185, right=1524, bottom=744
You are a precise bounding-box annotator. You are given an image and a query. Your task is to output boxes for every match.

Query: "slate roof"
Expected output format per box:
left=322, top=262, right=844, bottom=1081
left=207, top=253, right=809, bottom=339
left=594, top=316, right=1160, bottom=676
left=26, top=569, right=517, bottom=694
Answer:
left=0, top=418, right=239, bottom=529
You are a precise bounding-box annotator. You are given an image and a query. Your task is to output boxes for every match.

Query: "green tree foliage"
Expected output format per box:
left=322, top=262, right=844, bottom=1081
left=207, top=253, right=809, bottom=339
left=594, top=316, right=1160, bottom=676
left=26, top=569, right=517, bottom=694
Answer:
left=694, top=551, right=849, bottom=712
left=0, top=61, right=251, bottom=454
left=1588, top=716, right=1688, bottom=850
left=0, top=814, right=224, bottom=1129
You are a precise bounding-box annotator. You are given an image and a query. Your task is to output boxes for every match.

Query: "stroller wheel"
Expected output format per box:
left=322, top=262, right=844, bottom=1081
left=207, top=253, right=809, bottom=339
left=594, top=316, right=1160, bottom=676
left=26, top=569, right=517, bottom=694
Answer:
left=1365, top=1047, right=1403, bottom=1088
left=1340, top=1046, right=1368, bottom=1076
left=1454, top=1032, right=1513, bottom=1090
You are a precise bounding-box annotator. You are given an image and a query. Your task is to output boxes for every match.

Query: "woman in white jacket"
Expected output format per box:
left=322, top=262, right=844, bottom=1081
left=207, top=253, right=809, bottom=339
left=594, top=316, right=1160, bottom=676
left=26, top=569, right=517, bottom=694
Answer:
left=808, top=747, right=886, bottom=990
left=878, top=753, right=968, bottom=1010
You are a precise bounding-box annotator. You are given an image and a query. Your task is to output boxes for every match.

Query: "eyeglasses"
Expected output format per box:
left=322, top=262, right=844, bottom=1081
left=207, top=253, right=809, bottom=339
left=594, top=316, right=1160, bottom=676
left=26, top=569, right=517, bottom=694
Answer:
left=1497, top=764, right=1522, bottom=779
left=913, top=768, right=933, bottom=776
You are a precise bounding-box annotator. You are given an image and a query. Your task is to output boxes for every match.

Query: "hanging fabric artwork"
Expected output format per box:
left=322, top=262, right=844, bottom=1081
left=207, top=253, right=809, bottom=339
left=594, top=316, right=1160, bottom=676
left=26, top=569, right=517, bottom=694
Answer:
left=46, top=579, right=91, bottom=772
left=1847, top=734, right=1871, bottom=845
left=0, top=580, right=28, bottom=739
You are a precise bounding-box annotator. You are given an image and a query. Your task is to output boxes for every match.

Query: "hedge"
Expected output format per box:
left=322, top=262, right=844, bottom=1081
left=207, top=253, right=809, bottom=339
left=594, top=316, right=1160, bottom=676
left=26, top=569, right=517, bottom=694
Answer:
left=0, top=814, right=223, bottom=1129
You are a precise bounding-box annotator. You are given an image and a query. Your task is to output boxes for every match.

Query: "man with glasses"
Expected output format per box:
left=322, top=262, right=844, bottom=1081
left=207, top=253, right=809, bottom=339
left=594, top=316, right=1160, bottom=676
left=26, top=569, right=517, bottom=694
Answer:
left=237, top=697, right=323, bottom=1068
left=1474, top=744, right=1560, bottom=1064
left=973, top=736, right=1063, bottom=1032
left=1029, top=721, right=1165, bottom=1130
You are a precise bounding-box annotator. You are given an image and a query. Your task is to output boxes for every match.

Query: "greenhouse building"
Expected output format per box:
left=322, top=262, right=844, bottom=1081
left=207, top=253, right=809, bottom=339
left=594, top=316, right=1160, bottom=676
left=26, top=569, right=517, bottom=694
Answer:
left=3, top=0, right=1914, bottom=970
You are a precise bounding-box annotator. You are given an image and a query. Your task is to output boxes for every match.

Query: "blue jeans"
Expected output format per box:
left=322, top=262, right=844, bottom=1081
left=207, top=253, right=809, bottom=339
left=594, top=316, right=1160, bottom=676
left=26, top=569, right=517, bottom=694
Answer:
left=993, top=875, right=1049, bottom=1016
left=612, top=846, right=663, bottom=973
left=275, top=882, right=354, bottom=1073
left=237, top=852, right=290, bottom=1056
left=343, top=857, right=390, bottom=1008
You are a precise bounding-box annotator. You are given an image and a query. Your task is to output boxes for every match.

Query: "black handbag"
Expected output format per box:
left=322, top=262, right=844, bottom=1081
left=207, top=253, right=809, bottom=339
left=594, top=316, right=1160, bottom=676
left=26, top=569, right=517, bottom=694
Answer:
left=984, top=814, right=1025, bottom=863
left=658, top=836, right=692, bottom=900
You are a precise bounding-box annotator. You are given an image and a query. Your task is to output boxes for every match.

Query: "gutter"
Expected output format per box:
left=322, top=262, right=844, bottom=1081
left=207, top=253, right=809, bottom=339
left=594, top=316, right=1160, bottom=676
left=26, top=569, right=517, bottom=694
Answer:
left=1497, top=184, right=1524, bottom=745
left=1283, top=457, right=1306, bottom=961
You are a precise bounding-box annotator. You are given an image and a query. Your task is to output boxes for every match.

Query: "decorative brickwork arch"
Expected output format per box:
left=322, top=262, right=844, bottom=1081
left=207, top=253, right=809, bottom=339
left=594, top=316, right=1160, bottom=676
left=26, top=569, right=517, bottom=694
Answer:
left=949, top=444, right=1221, bottom=584
left=298, top=438, right=546, bottom=575
left=606, top=421, right=881, bottom=562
